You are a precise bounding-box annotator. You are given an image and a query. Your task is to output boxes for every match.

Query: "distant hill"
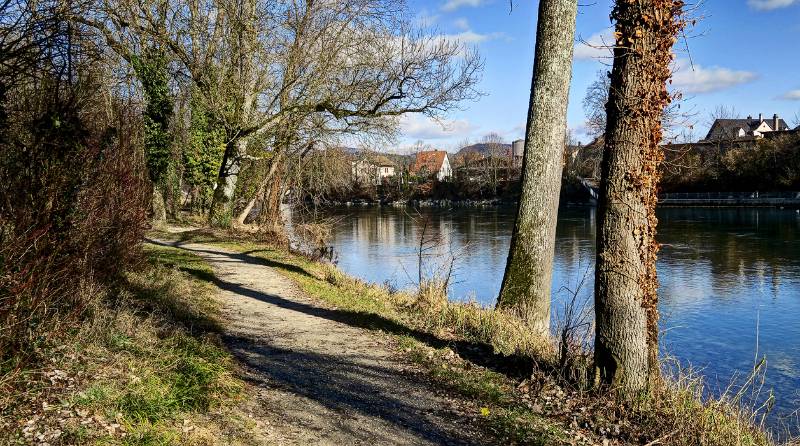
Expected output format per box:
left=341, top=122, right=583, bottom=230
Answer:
left=456, top=142, right=512, bottom=157
left=339, top=146, right=363, bottom=155
left=347, top=148, right=414, bottom=166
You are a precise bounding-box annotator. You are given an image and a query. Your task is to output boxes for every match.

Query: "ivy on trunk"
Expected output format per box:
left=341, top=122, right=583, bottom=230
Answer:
left=594, top=0, right=685, bottom=397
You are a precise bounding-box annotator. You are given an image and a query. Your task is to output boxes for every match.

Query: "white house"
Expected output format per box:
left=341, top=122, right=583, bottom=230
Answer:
left=410, top=150, right=452, bottom=181
left=704, top=113, right=791, bottom=141
left=351, top=156, right=396, bottom=185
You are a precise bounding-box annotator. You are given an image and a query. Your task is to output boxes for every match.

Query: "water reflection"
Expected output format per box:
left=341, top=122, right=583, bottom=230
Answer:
left=310, top=205, right=800, bottom=433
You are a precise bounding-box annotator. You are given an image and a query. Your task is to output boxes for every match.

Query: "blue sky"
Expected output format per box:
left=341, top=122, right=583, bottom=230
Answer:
left=395, top=0, right=800, bottom=150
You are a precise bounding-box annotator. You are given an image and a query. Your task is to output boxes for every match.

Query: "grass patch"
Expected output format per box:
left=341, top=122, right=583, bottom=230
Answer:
left=2, top=244, right=259, bottom=445
left=396, top=335, right=565, bottom=445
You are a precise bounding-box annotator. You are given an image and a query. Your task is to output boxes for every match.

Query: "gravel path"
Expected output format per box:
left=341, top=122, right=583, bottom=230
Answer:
left=158, top=240, right=487, bottom=446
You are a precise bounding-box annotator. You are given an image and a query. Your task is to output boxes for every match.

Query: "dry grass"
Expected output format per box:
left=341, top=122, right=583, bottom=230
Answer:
left=320, top=263, right=551, bottom=359
left=0, top=245, right=265, bottom=445
left=639, top=368, right=775, bottom=446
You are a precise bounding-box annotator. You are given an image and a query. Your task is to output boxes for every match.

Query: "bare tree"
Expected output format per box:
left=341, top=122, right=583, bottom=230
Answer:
left=482, top=132, right=506, bottom=195
left=594, top=0, right=685, bottom=397
left=496, top=0, right=578, bottom=338
left=708, top=104, right=738, bottom=122
left=92, top=0, right=482, bottom=227
left=0, top=0, right=75, bottom=131
left=582, top=71, right=611, bottom=139
left=583, top=69, right=686, bottom=141
left=238, top=2, right=483, bottom=230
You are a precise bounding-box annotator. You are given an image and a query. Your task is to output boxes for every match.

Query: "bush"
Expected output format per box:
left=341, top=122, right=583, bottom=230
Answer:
left=0, top=73, right=149, bottom=378
left=662, top=135, right=800, bottom=192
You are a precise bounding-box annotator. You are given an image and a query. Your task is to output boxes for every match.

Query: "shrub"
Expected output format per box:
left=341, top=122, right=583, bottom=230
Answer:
left=0, top=72, right=149, bottom=378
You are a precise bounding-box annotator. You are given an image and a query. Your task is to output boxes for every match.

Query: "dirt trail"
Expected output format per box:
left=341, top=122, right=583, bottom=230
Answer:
left=157, top=239, right=487, bottom=445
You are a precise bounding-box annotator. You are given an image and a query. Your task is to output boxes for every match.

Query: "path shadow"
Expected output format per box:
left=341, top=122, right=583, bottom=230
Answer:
left=224, top=332, right=482, bottom=445
left=145, top=238, right=535, bottom=379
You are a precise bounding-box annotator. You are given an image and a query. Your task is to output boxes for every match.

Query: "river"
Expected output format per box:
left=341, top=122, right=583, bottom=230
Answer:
left=306, top=205, right=800, bottom=433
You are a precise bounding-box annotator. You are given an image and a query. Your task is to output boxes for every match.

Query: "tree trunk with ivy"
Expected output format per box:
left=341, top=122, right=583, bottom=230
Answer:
left=256, top=120, right=294, bottom=234
left=208, top=139, right=246, bottom=227
left=497, top=0, right=578, bottom=338
left=131, top=47, right=173, bottom=225
left=258, top=162, right=285, bottom=234
left=594, top=0, right=685, bottom=397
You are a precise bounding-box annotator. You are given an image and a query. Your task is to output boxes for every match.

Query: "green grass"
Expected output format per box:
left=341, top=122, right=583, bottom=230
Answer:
left=3, top=243, right=253, bottom=445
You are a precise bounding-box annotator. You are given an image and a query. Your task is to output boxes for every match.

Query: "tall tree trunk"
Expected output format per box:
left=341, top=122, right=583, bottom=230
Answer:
left=594, top=0, right=684, bottom=397
left=208, top=139, right=245, bottom=227
left=257, top=161, right=284, bottom=234
left=235, top=150, right=284, bottom=225
left=151, top=186, right=167, bottom=225
left=496, top=0, right=578, bottom=338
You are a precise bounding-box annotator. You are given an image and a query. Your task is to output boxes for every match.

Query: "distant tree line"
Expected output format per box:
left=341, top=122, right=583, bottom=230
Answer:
left=661, top=135, right=800, bottom=192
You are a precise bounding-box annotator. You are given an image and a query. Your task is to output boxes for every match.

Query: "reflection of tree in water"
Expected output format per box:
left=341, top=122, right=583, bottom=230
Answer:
left=320, top=205, right=798, bottom=309
left=657, top=208, right=799, bottom=299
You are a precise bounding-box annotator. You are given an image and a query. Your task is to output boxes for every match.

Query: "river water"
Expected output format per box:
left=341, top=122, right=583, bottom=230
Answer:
left=310, top=205, right=800, bottom=433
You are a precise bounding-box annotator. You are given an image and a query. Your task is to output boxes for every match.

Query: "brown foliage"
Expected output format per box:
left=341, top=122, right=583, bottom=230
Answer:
left=594, top=0, right=686, bottom=393
left=0, top=75, right=149, bottom=376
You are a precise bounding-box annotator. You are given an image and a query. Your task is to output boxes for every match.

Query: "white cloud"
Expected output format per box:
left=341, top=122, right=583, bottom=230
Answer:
left=573, top=29, right=614, bottom=61
left=671, top=60, right=758, bottom=94
left=748, top=0, right=798, bottom=10
left=444, top=30, right=504, bottom=44
left=415, top=10, right=440, bottom=28
left=780, top=89, right=800, bottom=100
left=400, top=114, right=475, bottom=140
left=442, top=0, right=484, bottom=12
left=391, top=23, right=504, bottom=60
left=453, top=17, right=470, bottom=31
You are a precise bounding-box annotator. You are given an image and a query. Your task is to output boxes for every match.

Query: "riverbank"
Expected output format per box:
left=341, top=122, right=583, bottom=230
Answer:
left=307, top=191, right=800, bottom=209
left=149, top=226, right=783, bottom=445
left=659, top=192, right=800, bottom=208
left=320, top=198, right=514, bottom=208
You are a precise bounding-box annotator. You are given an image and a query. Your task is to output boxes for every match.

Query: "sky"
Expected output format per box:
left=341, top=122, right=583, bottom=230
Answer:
left=393, top=0, right=800, bottom=151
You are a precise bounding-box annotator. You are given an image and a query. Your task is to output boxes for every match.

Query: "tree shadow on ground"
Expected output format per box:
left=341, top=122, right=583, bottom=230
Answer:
left=223, top=332, right=483, bottom=445
left=145, top=238, right=535, bottom=380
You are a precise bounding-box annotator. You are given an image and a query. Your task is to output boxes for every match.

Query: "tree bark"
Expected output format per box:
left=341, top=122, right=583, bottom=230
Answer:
left=257, top=159, right=285, bottom=233
left=208, top=139, right=246, bottom=227
left=594, top=0, right=684, bottom=397
left=235, top=150, right=284, bottom=225
left=496, top=0, right=578, bottom=338
left=151, top=187, right=167, bottom=225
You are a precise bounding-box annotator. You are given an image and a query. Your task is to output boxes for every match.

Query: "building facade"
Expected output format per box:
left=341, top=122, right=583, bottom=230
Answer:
left=704, top=113, right=791, bottom=141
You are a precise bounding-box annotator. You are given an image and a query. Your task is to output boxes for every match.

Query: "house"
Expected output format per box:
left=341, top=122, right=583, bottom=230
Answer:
left=704, top=113, right=791, bottom=141
left=410, top=150, right=452, bottom=181
left=373, top=155, right=396, bottom=184
left=351, top=155, right=396, bottom=185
